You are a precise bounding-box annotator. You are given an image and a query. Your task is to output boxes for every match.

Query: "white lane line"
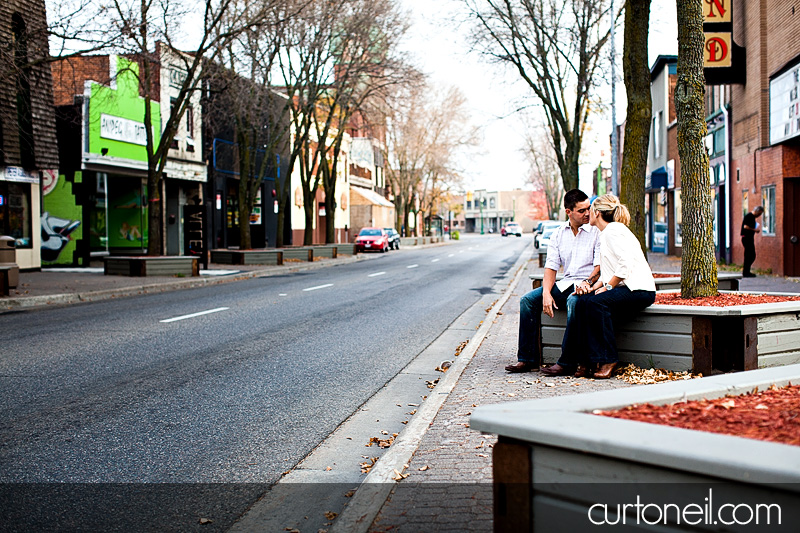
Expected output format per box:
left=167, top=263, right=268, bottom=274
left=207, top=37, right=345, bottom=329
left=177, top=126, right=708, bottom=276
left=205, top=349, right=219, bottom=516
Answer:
left=160, top=307, right=229, bottom=323
left=303, top=283, right=334, bottom=292
left=279, top=293, right=288, bottom=296
left=368, top=271, right=387, bottom=277
left=448, top=254, right=454, bottom=257
left=431, top=259, right=440, bottom=263
left=407, top=264, right=419, bottom=269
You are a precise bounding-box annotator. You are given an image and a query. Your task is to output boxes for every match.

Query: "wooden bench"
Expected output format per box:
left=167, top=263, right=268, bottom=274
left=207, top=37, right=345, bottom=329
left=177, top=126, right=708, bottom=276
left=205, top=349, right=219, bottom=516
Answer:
left=210, top=249, right=283, bottom=265
left=104, top=256, right=199, bottom=277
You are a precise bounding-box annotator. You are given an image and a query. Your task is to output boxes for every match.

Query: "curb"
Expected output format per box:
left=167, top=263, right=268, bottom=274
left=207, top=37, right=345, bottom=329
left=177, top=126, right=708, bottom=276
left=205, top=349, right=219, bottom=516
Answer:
left=1, top=254, right=367, bottom=311
left=329, top=247, right=534, bottom=533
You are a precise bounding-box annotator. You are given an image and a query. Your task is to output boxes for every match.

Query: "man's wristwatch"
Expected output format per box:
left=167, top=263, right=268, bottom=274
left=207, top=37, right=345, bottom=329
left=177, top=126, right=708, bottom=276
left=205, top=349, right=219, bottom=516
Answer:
left=604, top=283, right=613, bottom=291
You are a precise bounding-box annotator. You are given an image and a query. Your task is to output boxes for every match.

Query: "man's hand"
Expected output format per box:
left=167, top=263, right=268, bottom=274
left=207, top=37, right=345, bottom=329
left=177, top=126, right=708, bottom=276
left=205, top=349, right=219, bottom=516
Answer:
left=574, top=280, right=591, bottom=295
left=542, top=291, right=558, bottom=318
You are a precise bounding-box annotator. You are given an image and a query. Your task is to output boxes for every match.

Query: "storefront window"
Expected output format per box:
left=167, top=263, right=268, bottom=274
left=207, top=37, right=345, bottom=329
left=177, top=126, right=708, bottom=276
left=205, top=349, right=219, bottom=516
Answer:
left=762, top=185, right=776, bottom=235
left=0, top=181, right=32, bottom=248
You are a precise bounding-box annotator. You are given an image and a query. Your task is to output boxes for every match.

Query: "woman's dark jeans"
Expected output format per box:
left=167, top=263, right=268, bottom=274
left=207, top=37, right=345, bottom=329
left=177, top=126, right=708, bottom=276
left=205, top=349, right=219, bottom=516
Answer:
left=579, top=286, right=656, bottom=365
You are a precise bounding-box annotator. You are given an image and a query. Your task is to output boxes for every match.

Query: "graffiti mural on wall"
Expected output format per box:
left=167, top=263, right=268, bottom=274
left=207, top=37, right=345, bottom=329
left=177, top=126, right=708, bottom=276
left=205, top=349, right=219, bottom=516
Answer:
left=41, top=171, right=83, bottom=265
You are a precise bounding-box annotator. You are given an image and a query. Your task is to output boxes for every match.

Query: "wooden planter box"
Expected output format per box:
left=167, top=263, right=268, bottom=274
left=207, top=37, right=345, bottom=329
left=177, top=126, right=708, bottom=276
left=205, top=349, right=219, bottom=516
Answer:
left=333, top=243, right=357, bottom=255
left=313, top=245, right=338, bottom=258
left=103, top=256, right=199, bottom=277
left=281, top=247, right=314, bottom=262
left=471, top=365, right=800, bottom=532
left=538, top=291, right=800, bottom=374
left=210, top=249, right=283, bottom=266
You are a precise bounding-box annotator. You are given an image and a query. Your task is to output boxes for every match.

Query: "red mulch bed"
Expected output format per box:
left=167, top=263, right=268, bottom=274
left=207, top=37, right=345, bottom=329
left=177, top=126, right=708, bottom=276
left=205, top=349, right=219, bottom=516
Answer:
left=597, top=384, right=800, bottom=446
left=655, top=292, right=800, bottom=306
left=652, top=272, right=680, bottom=278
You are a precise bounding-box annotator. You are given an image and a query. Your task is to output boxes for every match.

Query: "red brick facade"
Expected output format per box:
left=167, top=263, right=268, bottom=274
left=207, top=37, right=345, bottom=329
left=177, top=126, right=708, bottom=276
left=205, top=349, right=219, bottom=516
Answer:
left=728, top=0, right=800, bottom=276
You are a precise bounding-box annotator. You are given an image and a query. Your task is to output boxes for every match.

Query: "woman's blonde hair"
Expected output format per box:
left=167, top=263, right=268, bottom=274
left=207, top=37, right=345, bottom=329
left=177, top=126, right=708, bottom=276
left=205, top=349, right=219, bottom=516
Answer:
left=592, top=194, right=631, bottom=226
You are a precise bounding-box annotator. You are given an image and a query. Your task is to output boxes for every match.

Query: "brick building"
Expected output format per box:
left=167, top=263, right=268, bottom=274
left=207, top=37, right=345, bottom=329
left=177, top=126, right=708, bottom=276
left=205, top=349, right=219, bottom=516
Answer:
left=727, top=0, right=800, bottom=276
left=0, top=0, right=59, bottom=270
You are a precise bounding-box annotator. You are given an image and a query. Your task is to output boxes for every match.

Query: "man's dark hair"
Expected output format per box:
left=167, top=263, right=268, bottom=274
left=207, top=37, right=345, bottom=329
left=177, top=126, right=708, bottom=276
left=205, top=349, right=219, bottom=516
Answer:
left=563, top=189, right=588, bottom=210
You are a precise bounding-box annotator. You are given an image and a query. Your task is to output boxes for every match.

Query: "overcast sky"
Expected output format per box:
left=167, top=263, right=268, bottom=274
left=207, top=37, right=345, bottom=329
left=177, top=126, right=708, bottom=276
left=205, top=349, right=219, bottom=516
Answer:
left=403, top=0, right=679, bottom=193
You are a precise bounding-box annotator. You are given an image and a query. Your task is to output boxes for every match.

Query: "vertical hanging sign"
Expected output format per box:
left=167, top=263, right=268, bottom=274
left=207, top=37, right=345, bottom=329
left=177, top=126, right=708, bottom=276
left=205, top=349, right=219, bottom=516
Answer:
left=703, top=0, right=746, bottom=84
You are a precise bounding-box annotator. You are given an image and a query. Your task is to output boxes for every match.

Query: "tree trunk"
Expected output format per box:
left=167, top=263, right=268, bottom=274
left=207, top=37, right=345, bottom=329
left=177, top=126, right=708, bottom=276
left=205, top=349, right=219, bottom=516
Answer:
left=676, top=0, right=718, bottom=298
left=560, top=142, right=580, bottom=192
left=621, top=0, right=652, bottom=254
left=146, top=169, right=162, bottom=255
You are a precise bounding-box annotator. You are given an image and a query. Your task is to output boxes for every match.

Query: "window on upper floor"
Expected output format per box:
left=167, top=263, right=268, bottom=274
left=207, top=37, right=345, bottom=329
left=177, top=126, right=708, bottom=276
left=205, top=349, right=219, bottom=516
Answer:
left=652, top=111, right=662, bottom=159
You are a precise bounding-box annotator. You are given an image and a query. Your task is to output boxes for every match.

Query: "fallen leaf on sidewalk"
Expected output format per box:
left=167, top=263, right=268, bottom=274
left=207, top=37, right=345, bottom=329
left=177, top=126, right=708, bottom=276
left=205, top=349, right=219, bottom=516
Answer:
left=392, top=468, right=409, bottom=481
left=325, top=466, right=332, bottom=471
left=425, top=379, right=439, bottom=389
left=477, top=453, right=489, bottom=458
left=360, top=457, right=378, bottom=473
left=545, top=383, right=555, bottom=388
left=199, top=518, right=213, bottom=525
left=345, top=490, right=356, bottom=497
left=418, top=465, right=430, bottom=471
left=508, top=393, right=516, bottom=397
left=454, top=340, right=469, bottom=357
left=324, top=511, right=338, bottom=520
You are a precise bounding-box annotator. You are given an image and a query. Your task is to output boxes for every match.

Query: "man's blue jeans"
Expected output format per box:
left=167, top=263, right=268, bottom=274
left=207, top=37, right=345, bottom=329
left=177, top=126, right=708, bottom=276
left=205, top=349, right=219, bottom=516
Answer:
left=580, top=286, right=656, bottom=364
left=517, top=284, right=581, bottom=367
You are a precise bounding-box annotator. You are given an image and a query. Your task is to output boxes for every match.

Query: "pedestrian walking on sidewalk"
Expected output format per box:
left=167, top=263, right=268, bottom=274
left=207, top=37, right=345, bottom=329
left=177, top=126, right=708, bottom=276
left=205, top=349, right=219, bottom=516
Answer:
left=741, top=206, right=764, bottom=277
left=542, top=194, right=656, bottom=379
left=505, top=189, right=601, bottom=373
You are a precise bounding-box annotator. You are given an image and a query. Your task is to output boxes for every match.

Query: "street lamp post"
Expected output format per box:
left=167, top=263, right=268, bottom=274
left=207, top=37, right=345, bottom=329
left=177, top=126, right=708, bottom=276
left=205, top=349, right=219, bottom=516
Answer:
left=479, top=193, right=484, bottom=235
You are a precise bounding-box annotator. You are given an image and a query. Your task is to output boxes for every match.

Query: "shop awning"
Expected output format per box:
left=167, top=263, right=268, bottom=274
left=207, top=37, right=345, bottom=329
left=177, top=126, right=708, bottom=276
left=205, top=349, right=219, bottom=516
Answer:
left=646, top=166, right=668, bottom=192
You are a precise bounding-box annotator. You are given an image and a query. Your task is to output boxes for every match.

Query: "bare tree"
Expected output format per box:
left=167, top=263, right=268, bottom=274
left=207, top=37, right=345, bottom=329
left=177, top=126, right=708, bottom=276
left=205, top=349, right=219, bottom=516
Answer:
left=676, top=0, right=717, bottom=297
left=619, top=0, right=651, bottom=253
left=463, top=0, right=611, bottom=191
left=315, top=0, right=414, bottom=244
left=209, top=1, right=304, bottom=249
left=523, top=124, right=563, bottom=220
left=384, top=82, right=478, bottom=236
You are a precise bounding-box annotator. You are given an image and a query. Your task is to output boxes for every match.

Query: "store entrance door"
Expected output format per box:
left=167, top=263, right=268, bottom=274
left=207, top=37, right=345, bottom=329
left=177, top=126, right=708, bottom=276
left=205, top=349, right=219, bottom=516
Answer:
left=785, top=178, right=800, bottom=276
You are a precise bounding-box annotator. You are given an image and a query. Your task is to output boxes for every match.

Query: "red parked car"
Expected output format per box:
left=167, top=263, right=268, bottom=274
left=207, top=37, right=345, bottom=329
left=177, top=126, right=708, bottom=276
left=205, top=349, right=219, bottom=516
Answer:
left=355, top=227, right=390, bottom=253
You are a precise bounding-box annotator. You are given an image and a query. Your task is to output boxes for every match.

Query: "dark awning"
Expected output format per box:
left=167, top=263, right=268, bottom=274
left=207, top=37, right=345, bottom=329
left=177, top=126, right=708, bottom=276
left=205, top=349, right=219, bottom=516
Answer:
left=646, top=166, right=668, bottom=192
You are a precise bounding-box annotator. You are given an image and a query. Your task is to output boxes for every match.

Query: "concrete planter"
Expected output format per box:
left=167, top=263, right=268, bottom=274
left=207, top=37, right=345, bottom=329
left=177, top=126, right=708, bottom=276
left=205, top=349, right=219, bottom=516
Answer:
left=539, top=291, right=800, bottom=374
left=471, top=365, right=800, bottom=532
left=210, top=249, right=283, bottom=266
left=103, top=256, right=199, bottom=277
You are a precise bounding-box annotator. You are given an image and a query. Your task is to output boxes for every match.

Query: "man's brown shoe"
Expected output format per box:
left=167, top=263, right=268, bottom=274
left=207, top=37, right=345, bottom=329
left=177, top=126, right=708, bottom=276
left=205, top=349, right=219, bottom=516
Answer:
left=573, top=364, right=592, bottom=378
left=505, top=361, right=539, bottom=373
left=539, top=363, right=573, bottom=376
left=593, top=362, right=618, bottom=379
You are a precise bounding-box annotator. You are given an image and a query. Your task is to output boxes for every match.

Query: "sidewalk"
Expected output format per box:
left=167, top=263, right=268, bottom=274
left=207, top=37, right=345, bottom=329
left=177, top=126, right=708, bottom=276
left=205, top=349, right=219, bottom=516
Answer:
left=359, top=254, right=800, bottom=532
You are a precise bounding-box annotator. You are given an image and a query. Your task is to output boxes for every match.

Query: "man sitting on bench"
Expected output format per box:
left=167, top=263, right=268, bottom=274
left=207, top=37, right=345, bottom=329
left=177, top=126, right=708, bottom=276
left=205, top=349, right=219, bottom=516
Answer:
left=505, top=189, right=601, bottom=373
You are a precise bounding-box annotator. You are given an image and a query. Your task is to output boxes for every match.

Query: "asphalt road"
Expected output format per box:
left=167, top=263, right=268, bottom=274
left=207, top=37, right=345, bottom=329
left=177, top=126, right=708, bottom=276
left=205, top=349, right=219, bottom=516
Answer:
left=0, top=234, right=529, bottom=530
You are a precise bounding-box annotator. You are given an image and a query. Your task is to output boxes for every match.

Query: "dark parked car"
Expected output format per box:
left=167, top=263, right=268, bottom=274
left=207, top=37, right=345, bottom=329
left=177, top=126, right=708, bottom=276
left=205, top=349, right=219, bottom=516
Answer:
left=355, top=227, right=390, bottom=253
left=384, top=228, right=400, bottom=250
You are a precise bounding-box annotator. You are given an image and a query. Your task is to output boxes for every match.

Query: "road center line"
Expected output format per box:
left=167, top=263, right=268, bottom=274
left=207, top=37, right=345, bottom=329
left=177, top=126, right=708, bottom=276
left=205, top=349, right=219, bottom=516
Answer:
left=407, top=264, right=419, bottom=269
left=303, top=283, right=334, bottom=291
left=448, top=254, right=454, bottom=257
left=431, top=259, right=440, bottom=263
left=160, top=307, right=229, bottom=323
left=368, top=271, right=387, bottom=277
